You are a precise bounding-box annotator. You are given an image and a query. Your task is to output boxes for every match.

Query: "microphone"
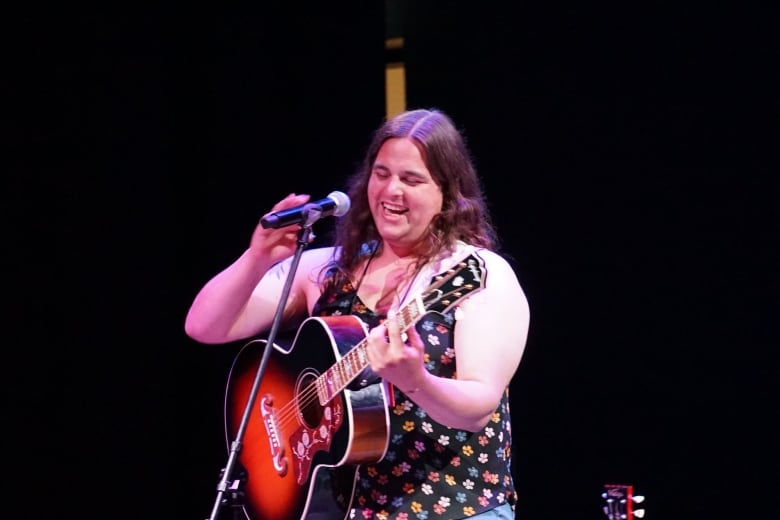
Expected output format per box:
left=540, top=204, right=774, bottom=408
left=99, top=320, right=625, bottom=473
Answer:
left=260, top=191, right=351, bottom=229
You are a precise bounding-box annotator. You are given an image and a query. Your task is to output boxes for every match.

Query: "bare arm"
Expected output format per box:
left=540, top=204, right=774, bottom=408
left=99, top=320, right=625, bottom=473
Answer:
left=365, top=251, right=530, bottom=431
left=184, top=193, right=331, bottom=344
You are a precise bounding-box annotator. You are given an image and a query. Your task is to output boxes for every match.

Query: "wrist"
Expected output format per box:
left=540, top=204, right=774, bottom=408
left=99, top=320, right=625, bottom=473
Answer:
left=405, top=372, right=429, bottom=395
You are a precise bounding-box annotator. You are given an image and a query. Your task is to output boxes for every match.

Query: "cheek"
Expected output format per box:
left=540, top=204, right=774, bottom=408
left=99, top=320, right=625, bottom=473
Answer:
left=428, top=191, right=444, bottom=215
left=366, top=178, right=380, bottom=200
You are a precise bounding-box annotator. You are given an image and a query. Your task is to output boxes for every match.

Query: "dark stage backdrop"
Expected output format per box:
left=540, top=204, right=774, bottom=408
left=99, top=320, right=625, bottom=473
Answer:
left=6, top=4, right=776, bottom=520
left=7, top=6, right=386, bottom=520
left=403, top=4, right=777, bottom=520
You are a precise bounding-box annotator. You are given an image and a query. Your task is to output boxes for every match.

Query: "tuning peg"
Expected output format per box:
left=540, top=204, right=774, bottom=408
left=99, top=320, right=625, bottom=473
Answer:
left=633, top=508, right=646, bottom=518
left=632, top=495, right=645, bottom=504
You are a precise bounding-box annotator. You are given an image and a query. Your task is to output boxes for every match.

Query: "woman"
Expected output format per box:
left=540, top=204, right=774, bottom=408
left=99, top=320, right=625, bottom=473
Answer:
left=185, top=108, right=530, bottom=519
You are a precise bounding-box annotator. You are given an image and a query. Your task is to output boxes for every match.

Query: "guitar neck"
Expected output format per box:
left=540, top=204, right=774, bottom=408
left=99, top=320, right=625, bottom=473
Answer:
left=311, top=252, right=486, bottom=406
left=314, top=295, right=426, bottom=404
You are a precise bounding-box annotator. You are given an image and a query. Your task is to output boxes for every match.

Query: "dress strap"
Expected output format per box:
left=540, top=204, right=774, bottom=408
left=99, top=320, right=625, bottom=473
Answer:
left=346, top=242, right=380, bottom=314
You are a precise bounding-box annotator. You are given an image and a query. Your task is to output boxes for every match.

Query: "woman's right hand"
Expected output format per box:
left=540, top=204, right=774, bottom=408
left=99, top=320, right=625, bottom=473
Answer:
left=248, top=193, right=312, bottom=263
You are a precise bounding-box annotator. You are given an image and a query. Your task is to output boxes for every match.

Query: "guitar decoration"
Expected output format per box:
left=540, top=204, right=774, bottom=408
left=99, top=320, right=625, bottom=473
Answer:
left=602, top=483, right=646, bottom=519
left=224, top=253, right=487, bottom=520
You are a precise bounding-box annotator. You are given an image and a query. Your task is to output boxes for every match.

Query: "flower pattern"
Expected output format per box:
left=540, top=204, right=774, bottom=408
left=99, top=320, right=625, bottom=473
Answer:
left=313, top=266, right=517, bottom=519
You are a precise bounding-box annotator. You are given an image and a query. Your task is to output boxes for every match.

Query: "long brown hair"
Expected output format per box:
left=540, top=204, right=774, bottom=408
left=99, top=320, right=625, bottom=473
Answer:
left=332, top=108, right=498, bottom=276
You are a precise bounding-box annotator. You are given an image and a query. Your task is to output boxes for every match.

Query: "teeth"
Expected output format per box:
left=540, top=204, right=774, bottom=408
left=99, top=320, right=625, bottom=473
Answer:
left=382, top=203, right=405, bottom=213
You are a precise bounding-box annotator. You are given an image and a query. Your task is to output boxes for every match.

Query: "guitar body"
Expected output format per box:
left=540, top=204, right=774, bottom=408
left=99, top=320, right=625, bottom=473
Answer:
left=224, top=315, right=390, bottom=520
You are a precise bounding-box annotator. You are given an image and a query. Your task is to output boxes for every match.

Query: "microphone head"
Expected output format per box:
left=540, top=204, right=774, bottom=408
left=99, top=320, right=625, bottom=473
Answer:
left=327, top=191, right=351, bottom=217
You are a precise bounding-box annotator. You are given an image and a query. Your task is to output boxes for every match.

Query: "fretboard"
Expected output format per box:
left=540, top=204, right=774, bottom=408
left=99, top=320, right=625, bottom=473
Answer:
left=315, top=294, right=426, bottom=404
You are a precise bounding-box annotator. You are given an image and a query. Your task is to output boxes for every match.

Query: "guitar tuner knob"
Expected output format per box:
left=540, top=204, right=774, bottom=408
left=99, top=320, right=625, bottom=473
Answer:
left=632, top=495, right=645, bottom=504
left=634, top=509, right=646, bottom=518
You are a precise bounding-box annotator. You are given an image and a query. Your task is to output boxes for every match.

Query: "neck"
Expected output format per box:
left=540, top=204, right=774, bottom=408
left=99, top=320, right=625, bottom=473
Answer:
left=374, top=250, right=418, bottom=273
left=377, top=240, right=420, bottom=263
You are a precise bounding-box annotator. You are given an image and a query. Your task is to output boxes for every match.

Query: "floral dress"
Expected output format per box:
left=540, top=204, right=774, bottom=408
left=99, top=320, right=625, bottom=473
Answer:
left=312, top=263, right=517, bottom=520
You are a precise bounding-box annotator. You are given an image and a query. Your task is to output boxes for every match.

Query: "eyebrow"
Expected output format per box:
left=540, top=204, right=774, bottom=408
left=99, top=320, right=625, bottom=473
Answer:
left=373, top=162, right=429, bottom=180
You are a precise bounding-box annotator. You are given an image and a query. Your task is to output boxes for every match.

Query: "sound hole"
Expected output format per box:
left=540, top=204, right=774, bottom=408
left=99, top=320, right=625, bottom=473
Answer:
left=296, top=370, right=324, bottom=429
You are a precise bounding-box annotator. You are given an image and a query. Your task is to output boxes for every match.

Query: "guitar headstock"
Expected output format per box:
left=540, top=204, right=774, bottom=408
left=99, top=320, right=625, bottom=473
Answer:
left=602, top=484, right=646, bottom=520
left=418, top=253, right=486, bottom=315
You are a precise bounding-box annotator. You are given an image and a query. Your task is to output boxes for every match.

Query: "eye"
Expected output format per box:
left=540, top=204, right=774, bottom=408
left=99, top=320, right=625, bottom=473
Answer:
left=401, top=174, right=424, bottom=186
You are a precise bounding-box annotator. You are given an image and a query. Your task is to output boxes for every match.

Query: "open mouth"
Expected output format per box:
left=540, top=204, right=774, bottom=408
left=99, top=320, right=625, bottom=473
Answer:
left=382, top=202, right=408, bottom=215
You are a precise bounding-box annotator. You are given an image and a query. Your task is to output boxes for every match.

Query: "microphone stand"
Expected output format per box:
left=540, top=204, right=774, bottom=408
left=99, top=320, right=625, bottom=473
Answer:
left=206, top=221, right=318, bottom=520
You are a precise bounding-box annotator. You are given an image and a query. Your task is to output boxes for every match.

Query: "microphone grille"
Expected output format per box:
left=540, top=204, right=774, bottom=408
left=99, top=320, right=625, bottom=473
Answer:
left=328, top=191, right=351, bottom=217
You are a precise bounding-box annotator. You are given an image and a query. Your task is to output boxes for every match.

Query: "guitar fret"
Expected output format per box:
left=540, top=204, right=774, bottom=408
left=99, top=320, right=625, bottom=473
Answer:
left=331, top=368, right=341, bottom=394
left=334, top=362, right=342, bottom=390
left=333, top=368, right=341, bottom=393
left=324, top=375, right=331, bottom=401
left=324, top=371, right=333, bottom=401
left=356, top=348, right=363, bottom=371
left=316, top=375, right=326, bottom=403
left=336, top=362, right=346, bottom=390
left=396, top=297, right=422, bottom=336
left=409, top=296, right=424, bottom=325
left=350, top=349, right=360, bottom=375
left=329, top=369, right=339, bottom=399
left=320, top=369, right=334, bottom=403
left=357, top=344, right=367, bottom=369
left=399, top=309, right=409, bottom=331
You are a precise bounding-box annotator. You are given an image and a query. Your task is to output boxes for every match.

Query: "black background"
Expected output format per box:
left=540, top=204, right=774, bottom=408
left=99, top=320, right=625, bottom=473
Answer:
left=6, top=3, right=776, bottom=519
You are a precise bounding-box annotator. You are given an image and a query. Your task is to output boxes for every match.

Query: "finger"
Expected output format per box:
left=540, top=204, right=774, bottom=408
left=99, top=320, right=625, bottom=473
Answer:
left=385, top=312, right=410, bottom=357
left=366, top=323, right=389, bottom=367
left=387, top=310, right=412, bottom=344
left=405, top=323, right=422, bottom=346
left=262, top=194, right=310, bottom=222
left=277, top=192, right=310, bottom=208
left=384, top=311, right=398, bottom=338
left=388, top=308, right=405, bottom=331
left=368, top=323, right=387, bottom=342
left=405, top=326, right=425, bottom=360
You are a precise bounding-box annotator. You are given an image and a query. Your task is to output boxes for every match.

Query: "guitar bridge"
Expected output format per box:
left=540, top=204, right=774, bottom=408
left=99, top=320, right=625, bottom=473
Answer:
left=259, top=393, right=288, bottom=477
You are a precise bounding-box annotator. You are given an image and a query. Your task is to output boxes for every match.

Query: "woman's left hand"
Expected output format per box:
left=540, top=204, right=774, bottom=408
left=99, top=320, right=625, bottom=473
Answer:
left=365, top=311, right=427, bottom=394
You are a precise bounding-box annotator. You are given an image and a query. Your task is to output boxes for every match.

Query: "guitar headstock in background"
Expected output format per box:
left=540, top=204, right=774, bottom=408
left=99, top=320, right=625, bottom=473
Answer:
left=602, top=484, right=646, bottom=519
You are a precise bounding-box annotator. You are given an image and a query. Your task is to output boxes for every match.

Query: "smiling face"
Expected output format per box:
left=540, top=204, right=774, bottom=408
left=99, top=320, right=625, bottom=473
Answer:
left=367, top=137, right=444, bottom=255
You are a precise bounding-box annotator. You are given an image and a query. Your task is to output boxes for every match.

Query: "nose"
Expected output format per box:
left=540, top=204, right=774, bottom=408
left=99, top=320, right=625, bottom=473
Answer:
left=384, top=174, right=404, bottom=195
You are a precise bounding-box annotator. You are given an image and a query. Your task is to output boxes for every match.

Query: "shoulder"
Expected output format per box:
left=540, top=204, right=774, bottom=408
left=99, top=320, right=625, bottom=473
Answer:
left=422, top=245, right=522, bottom=297
left=458, top=248, right=529, bottom=317
left=472, top=249, right=516, bottom=277
left=462, top=250, right=521, bottom=297
left=301, top=245, right=338, bottom=265
left=298, top=246, right=338, bottom=278
left=441, top=243, right=518, bottom=280
left=268, top=246, right=337, bottom=283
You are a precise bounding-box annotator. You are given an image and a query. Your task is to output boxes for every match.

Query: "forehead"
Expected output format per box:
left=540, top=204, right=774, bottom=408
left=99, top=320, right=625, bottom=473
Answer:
left=374, top=138, right=428, bottom=171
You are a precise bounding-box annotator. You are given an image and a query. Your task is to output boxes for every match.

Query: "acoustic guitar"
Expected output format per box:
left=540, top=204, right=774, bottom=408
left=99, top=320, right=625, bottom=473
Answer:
left=224, top=253, right=487, bottom=519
